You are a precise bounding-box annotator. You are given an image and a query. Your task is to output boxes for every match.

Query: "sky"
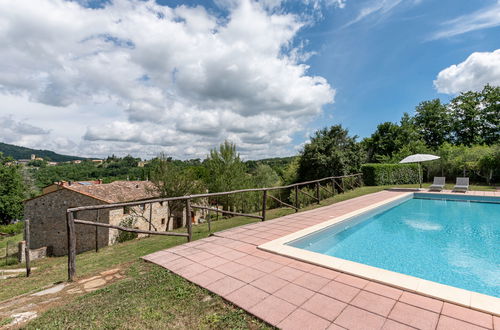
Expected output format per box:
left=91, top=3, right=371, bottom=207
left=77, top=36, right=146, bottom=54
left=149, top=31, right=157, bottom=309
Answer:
left=0, top=0, right=499, bottom=160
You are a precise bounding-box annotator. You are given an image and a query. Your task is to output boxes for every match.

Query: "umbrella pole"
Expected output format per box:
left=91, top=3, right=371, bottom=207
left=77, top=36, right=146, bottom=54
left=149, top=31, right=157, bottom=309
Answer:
left=419, top=162, right=422, bottom=189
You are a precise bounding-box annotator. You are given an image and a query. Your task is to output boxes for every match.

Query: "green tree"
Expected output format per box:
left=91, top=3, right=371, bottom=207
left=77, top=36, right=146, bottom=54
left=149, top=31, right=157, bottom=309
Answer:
left=252, top=164, right=281, bottom=188
left=414, top=99, right=451, bottom=148
left=149, top=155, right=205, bottom=229
left=0, top=153, right=26, bottom=224
left=478, top=85, right=500, bottom=145
left=449, top=90, right=483, bottom=146
left=204, top=141, right=247, bottom=210
left=298, top=125, right=364, bottom=181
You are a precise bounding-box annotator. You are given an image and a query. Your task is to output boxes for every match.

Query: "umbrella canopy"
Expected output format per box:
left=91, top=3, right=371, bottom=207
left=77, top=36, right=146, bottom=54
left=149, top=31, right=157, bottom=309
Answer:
left=399, top=154, right=440, bottom=189
left=399, top=154, right=440, bottom=164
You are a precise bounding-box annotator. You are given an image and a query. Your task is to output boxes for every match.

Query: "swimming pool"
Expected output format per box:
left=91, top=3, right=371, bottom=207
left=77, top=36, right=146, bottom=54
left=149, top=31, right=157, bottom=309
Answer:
left=288, top=194, right=500, bottom=297
left=259, top=192, right=500, bottom=313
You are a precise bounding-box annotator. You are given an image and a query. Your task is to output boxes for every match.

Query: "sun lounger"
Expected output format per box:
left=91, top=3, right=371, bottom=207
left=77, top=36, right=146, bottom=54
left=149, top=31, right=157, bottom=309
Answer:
left=429, top=177, right=445, bottom=191
left=453, top=177, right=469, bottom=193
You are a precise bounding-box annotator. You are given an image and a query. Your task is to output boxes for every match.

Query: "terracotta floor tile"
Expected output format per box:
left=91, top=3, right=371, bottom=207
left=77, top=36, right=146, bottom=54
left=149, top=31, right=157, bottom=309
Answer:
left=302, top=293, right=347, bottom=321
left=215, top=261, right=247, bottom=275
left=319, top=280, right=361, bottom=303
left=437, top=315, right=488, bottom=330
left=389, top=302, right=439, bottom=330
left=189, top=269, right=226, bottom=287
left=235, top=255, right=264, bottom=267
left=232, top=267, right=266, bottom=283
left=278, top=308, right=331, bottom=330
left=399, top=291, right=443, bottom=313
left=288, top=260, right=315, bottom=272
left=220, top=250, right=247, bottom=261
left=351, top=290, right=396, bottom=317
left=334, top=306, right=386, bottom=330
left=274, top=282, right=315, bottom=306
left=225, top=284, right=269, bottom=310
left=441, top=303, right=493, bottom=329
left=335, top=273, right=369, bottom=289
left=175, top=263, right=210, bottom=278
left=272, top=266, right=306, bottom=282
left=251, top=274, right=289, bottom=294
left=382, top=319, right=416, bottom=330
left=364, top=282, right=403, bottom=300
left=249, top=295, right=296, bottom=326
left=198, top=256, right=229, bottom=268
left=251, top=259, right=284, bottom=273
left=327, top=324, right=346, bottom=330
left=494, top=317, right=499, bottom=330
left=294, top=272, right=331, bottom=291
left=205, top=276, right=245, bottom=297
left=308, top=266, right=341, bottom=280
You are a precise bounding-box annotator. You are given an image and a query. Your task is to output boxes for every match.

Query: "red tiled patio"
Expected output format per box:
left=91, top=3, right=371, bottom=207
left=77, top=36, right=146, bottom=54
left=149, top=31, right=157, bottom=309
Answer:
left=143, top=190, right=499, bottom=330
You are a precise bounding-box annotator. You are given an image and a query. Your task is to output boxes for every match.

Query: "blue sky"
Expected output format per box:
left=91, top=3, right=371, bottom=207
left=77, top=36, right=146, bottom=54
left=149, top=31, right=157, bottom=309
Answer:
left=0, top=0, right=499, bottom=159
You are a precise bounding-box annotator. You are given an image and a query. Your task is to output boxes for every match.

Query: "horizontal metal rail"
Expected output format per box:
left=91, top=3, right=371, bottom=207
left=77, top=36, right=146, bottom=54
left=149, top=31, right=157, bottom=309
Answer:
left=73, top=219, right=189, bottom=237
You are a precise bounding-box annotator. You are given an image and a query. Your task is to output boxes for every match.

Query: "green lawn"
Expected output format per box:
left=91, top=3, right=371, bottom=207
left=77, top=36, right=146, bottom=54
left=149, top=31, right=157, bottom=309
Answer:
left=2, top=183, right=496, bottom=328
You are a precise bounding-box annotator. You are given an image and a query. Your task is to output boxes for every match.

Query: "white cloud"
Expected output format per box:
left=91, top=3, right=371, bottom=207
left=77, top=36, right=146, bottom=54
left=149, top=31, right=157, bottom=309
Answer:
left=431, top=2, right=500, bottom=40
left=343, top=0, right=405, bottom=27
left=434, top=49, right=500, bottom=94
left=0, top=0, right=335, bottom=159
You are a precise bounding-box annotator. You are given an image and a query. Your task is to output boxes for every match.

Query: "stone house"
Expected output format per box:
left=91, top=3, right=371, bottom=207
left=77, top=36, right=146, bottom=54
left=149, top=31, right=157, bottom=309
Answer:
left=24, top=180, right=206, bottom=257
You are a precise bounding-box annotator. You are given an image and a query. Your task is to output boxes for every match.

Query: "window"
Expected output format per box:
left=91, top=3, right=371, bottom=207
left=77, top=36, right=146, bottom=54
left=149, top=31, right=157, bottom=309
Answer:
left=159, top=201, right=164, bottom=207
left=140, top=203, right=146, bottom=210
left=161, top=218, right=165, bottom=225
left=123, top=206, right=131, bottom=214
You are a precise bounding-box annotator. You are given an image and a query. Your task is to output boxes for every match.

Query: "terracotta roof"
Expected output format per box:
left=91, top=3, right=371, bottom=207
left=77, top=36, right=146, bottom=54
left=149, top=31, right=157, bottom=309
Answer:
left=64, top=181, right=158, bottom=204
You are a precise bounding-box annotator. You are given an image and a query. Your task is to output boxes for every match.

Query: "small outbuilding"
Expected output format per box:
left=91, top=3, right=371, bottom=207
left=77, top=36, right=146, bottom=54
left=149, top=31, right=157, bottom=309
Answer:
left=24, top=180, right=203, bottom=257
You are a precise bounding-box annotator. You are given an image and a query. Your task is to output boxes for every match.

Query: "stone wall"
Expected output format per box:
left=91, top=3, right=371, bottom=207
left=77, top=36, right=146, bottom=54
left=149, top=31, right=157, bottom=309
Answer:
left=107, top=202, right=170, bottom=245
left=24, top=189, right=109, bottom=256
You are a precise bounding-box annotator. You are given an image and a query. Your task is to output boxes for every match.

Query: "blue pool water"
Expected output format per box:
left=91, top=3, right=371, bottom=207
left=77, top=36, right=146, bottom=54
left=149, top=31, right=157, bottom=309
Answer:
left=288, top=195, right=500, bottom=297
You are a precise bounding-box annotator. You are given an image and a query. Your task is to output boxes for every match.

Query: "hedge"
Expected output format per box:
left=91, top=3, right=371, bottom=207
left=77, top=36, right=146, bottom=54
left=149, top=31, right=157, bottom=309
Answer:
left=361, top=163, right=420, bottom=186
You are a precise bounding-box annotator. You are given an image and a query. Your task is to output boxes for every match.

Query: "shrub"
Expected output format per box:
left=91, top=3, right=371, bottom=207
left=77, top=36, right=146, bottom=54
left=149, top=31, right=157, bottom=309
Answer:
left=362, top=163, right=419, bottom=186
left=0, top=221, right=24, bottom=235
left=116, top=217, right=138, bottom=243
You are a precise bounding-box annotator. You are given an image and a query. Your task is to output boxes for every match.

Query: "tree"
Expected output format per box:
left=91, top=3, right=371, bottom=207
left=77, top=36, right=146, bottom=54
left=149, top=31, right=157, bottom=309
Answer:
left=149, top=154, right=205, bottom=230
left=414, top=99, right=451, bottom=148
left=449, top=90, right=483, bottom=146
left=204, top=141, right=247, bottom=210
left=298, top=125, right=364, bottom=181
left=0, top=153, right=26, bottom=224
left=478, top=85, right=500, bottom=145
left=364, top=122, right=402, bottom=162
left=252, top=164, right=281, bottom=188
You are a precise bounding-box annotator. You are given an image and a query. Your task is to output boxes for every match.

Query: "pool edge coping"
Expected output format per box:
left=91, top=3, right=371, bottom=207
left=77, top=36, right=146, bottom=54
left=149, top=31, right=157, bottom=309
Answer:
left=258, top=191, right=500, bottom=316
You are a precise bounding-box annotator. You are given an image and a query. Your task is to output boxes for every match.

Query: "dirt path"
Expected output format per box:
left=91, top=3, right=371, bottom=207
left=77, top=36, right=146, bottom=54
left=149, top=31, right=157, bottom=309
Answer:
left=0, top=268, right=125, bottom=329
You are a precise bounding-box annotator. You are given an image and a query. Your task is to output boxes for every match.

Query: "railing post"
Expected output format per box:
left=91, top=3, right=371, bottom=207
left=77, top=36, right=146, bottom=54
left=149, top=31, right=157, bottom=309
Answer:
left=95, top=209, right=99, bottom=253
left=66, top=211, right=76, bottom=281
left=294, top=185, right=299, bottom=211
left=331, top=179, right=336, bottom=195
left=341, top=177, right=345, bottom=193
left=315, top=182, right=320, bottom=204
left=148, top=202, right=153, bottom=237
left=262, top=190, right=267, bottom=221
left=25, top=219, right=31, bottom=277
left=186, top=198, right=192, bottom=242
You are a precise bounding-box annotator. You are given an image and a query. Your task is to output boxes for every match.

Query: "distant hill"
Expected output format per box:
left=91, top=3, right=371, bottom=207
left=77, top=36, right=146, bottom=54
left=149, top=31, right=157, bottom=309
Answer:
left=0, top=142, right=87, bottom=162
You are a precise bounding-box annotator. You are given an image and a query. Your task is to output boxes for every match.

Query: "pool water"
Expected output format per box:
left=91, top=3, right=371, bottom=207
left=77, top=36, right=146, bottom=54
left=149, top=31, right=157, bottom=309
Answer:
left=288, top=196, right=500, bottom=297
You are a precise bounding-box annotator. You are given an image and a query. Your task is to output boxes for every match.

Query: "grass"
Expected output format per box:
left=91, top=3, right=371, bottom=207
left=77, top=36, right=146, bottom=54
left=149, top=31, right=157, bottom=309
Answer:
left=25, top=261, right=273, bottom=330
left=2, top=183, right=495, bottom=328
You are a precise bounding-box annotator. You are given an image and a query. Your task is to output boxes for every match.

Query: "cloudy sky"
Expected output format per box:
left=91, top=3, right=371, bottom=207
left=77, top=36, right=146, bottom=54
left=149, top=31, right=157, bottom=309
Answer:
left=0, top=0, right=499, bottom=160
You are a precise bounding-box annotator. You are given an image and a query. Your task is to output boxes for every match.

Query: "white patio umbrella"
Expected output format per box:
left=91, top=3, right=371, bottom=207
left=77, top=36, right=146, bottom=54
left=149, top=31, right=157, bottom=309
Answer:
left=399, top=154, right=440, bottom=189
